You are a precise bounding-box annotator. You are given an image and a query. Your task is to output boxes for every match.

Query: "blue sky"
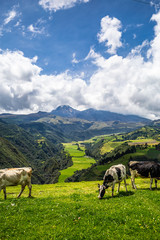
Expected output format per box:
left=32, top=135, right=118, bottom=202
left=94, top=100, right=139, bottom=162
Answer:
left=0, top=0, right=160, bottom=119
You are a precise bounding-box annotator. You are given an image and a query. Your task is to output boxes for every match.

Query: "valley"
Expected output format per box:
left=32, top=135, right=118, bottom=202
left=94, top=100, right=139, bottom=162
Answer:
left=58, top=143, right=95, bottom=182
left=59, top=134, right=160, bottom=183
left=1, top=107, right=160, bottom=239
left=0, top=105, right=151, bottom=184
left=1, top=105, right=160, bottom=184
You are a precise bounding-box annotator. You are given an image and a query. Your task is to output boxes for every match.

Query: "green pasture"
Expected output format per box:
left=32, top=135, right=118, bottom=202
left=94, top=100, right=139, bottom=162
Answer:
left=1, top=179, right=160, bottom=240
left=100, top=141, right=122, bottom=155
left=1, top=136, right=160, bottom=239
left=58, top=143, right=95, bottom=182
left=101, top=137, right=159, bottom=154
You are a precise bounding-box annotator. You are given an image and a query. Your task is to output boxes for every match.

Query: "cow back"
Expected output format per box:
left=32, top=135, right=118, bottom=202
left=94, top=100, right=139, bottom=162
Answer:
left=129, top=161, right=160, bottom=178
left=0, top=167, right=32, bottom=187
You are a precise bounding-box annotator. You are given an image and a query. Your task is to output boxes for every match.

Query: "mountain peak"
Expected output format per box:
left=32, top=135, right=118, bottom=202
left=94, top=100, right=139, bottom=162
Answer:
left=51, top=105, right=79, bottom=118
left=56, top=105, right=74, bottom=112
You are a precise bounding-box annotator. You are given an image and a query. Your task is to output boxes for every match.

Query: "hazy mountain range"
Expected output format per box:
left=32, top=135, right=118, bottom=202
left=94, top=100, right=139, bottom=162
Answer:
left=0, top=105, right=150, bottom=124
left=51, top=105, right=149, bottom=123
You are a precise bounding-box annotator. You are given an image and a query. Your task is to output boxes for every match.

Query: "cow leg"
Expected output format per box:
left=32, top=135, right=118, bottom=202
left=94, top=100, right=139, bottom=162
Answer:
left=3, top=187, right=7, bottom=200
left=150, top=178, right=153, bottom=190
left=28, top=183, right=32, bottom=197
left=17, top=185, right=25, bottom=198
left=155, top=179, right=158, bottom=189
left=112, top=183, right=115, bottom=197
left=124, top=178, right=127, bottom=192
left=117, top=182, right=120, bottom=193
left=131, top=175, right=137, bottom=189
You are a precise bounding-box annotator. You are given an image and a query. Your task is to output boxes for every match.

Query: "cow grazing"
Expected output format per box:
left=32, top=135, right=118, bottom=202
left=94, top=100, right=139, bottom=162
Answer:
left=0, top=167, right=32, bottom=199
left=98, top=164, right=127, bottom=199
left=128, top=161, right=160, bottom=190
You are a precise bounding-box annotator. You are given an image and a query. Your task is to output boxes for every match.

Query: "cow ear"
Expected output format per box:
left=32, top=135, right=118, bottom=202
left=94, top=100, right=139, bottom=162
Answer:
left=98, top=184, right=100, bottom=189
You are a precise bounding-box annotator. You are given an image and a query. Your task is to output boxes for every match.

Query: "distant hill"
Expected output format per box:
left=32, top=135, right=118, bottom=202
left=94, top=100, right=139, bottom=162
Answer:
left=51, top=105, right=150, bottom=123
left=25, top=116, right=146, bottom=142
left=0, top=106, right=149, bottom=143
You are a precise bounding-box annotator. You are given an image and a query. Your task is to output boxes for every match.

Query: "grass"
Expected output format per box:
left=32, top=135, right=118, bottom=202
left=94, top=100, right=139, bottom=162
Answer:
left=1, top=135, right=160, bottom=239
left=101, top=141, right=122, bottom=155
left=1, top=179, right=160, bottom=239
left=58, top=143, right=95, bottom=182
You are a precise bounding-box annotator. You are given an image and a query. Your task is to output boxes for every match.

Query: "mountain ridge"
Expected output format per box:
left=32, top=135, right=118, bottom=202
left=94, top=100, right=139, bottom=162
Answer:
left=51, top=105, right=150, bottom=123
left=0, top=105, right=150, bottom=124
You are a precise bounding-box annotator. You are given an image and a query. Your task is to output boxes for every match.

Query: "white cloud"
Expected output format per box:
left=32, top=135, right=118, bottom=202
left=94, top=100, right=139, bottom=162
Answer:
left=151, top=1, right=160, bottom=12
left=39, top=0, right=90, bottom=12
left=28, top=24, right=45, bottom=35
left=1, top=11, right=160, bottom=119
left=130, top=40, right=149, bottom=56
left=133, top=33, right=136, bottom=39
left=4, top=10, right=17, bottom=25
left=28, top=19, right=47, bottom=37
left=0, top=6, right=21, bottom=37
left=97, top=15, right=122, bottom=54
left=0, top=50, right=41, bottom=112
left=72, top=53, right=79, bottom=64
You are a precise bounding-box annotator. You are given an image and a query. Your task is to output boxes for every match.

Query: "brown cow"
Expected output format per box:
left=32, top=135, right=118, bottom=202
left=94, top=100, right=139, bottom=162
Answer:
left=0, top=167, right=32, bottom=199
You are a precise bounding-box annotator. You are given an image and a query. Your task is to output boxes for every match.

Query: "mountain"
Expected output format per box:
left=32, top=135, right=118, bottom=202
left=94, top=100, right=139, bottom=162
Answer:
left=0, top=106, right=150, bottom=143
left=51, top=105, right=150, bottom=123
left=0, top=105, right=150, bottom=124
left=51, top=105, right=79, bottom=118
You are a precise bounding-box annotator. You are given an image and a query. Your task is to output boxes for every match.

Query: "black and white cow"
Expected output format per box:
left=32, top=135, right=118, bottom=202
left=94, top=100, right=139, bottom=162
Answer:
left=98, top=164, right=127, bottom=198
left=128, top=161, right=160, bottom=190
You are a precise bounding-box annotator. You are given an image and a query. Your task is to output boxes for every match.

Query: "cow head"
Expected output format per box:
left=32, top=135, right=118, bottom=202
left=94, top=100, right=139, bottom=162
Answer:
left=98, top=184, right=107, bottom=199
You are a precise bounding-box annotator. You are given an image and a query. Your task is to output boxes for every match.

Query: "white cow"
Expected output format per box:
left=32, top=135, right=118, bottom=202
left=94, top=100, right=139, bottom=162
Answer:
left=0, top=167, right=32, bottom=199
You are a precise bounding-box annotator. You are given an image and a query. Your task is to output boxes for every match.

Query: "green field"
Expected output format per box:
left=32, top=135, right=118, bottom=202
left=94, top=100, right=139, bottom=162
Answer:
left=58, top=143, right=95, bottom=182
left=1, top=179, right=160, bottom=240
left=1, top=135, right=160, bottom=239
left=58, top=136, right=160, bottom=183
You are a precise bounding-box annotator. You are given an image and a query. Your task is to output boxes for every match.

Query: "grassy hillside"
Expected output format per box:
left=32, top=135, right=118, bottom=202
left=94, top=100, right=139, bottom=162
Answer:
left=0, top=137, right=29, bottom=168
left=0, top=120, right=72, bottom=184
left=0, top=179, right=160, bottom=240
left=63, top=132, right=160, bottom=182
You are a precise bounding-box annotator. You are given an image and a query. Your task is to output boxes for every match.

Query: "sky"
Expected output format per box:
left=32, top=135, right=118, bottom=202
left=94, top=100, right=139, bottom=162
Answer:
left=0, top=0, right=160, bottom=119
